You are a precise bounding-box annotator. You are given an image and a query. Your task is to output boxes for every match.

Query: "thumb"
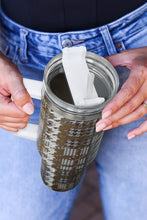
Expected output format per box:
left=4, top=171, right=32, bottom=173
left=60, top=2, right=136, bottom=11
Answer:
left=8, top=75, right=34, bottom=115
left=105, top=51, right=133, bottom=69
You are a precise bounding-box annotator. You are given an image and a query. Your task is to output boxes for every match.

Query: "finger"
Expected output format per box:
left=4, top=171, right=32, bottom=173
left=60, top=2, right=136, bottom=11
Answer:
left=102, top=67, right=144, bottom=119
left=0, top=96, right=28, bottom=117
left=127, top=117, right=147, bottom=139
left=0, top=54, right=34, bottom=115
left=0, top=88, right=10, bottom=96
left=0, top=125, right=18, bottom=132
left=8, top=74, right=34, bottom=115
left=96, top=101, right=147, bottom=132
left=104, top=104, right=147, bottom=130
left=103, top=86, right=145, bottom=124
left=0, top=115, right=30, bottom=123
left=106, top=52, right=132, bottom=68
left=116, top=103, right=147, bottom=125
left=0, top=122, right=27, bottom=129
left=0, top=57, right=34, bottom=114
left=105, top=48, right=140, bottom=68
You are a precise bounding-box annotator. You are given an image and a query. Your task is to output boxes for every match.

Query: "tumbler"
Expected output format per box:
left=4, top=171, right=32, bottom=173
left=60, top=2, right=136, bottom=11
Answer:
left=35, top=51, right=119, bottom=191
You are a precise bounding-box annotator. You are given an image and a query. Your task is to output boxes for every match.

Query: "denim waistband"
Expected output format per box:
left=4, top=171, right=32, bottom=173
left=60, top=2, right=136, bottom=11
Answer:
left=0, top=3, right=147, bottom=55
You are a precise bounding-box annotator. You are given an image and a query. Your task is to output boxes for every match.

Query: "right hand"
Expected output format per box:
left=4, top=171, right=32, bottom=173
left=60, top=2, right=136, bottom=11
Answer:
left=0, top=52, right=34, bottom=132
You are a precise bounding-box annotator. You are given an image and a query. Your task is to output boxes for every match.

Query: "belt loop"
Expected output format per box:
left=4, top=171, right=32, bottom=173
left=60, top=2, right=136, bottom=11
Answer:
left=20, top=29, right=28, bottom=62
left=100, top=26, right=117, bottom=56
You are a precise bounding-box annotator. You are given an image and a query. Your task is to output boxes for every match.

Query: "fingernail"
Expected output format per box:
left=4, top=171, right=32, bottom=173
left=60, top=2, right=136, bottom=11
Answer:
left=102, top=110, right=112, bottom=119
left=22, top=103, right=34, bottom=115
left=103, top=125, right=112, bottom=131
left=96, top=123, right=106, bottom=132
left=127, top=134, right=135, bottom=140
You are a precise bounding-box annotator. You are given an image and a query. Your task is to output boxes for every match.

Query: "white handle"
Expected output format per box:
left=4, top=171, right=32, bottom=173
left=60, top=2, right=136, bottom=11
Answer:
left=12, top=78, right=43, bottom=141
left=12, top=123, right=39, bottom=141
left=23, top=78, right=42, bottom=100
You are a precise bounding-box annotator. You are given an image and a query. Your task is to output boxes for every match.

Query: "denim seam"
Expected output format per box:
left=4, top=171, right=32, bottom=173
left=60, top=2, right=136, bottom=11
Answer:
left=20, top=29, right=29, bottom=63
left=113, top=25, right=147, bottom=42
left=29, top=49, right=58, bottom=57
left=100, top=26, right=117, bottom=55
left=12, top=45, right=19, bottom=64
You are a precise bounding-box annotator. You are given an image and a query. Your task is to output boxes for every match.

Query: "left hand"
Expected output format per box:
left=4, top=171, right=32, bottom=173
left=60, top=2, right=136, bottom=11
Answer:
left=95, top=47, right=147, bottom=139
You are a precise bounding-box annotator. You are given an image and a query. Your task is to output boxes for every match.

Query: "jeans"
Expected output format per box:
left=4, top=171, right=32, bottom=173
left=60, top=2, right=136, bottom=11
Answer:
left=0, top=3, right=147, bottom=220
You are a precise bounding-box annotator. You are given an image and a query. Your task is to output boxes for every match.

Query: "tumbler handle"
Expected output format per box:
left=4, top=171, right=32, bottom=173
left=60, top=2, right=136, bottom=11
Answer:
left=23, top=78, right=42, bottom=100
left=12, top=78, right=43, bottom=141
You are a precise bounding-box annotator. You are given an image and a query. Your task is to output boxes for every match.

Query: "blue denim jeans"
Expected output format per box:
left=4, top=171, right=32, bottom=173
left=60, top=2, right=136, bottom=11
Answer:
left=0, top=3, right=147, bottom=220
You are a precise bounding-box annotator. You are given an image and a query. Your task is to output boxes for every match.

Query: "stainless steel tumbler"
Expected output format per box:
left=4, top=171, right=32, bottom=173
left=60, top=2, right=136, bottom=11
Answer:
left=37, top=51, right=119, bottom=191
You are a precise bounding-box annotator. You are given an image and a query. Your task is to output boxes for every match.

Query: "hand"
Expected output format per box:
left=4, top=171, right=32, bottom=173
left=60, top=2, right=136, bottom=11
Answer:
left=96, top=47, right=147, bottom=139
left=0, top=52, right=34, bottom=132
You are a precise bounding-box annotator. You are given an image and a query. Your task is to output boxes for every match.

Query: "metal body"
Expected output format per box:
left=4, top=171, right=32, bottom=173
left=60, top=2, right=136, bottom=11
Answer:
left=37, top=52, right=119, bottom=191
